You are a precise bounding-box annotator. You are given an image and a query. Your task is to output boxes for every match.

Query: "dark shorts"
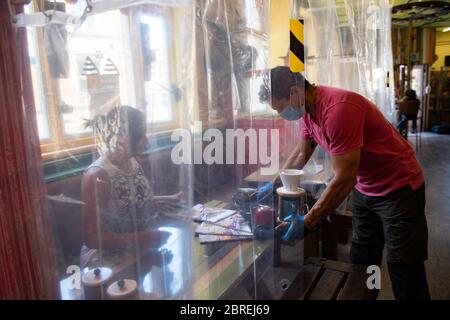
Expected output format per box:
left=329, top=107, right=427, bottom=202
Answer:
left=352, top=183, right=428, bottom=265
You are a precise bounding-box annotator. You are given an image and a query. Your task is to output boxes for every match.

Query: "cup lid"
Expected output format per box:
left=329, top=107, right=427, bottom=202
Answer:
left=107, top=279, right=138, bottom=298
left=81, top=267, right=113, bottom=287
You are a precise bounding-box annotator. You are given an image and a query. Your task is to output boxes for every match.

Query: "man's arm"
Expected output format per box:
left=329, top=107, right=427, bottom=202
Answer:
left=284, top=137, right=317, bottom=169
left=303, top=149, right=360, bottom=229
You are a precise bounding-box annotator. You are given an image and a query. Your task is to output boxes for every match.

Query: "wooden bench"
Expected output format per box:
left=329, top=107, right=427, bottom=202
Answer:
left=299, top=257, right=377, bottom=300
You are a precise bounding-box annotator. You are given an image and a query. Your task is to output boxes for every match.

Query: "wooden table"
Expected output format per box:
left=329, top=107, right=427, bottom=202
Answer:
left=60, top=201, right=276, bottom=300
left=244, top=170, right=277, bottom=184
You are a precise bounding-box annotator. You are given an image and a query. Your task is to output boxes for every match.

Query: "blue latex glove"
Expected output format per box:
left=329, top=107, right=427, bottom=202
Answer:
left=256, top=182, right=274, bottom=203
left=280, top=213, right=309, bottom=241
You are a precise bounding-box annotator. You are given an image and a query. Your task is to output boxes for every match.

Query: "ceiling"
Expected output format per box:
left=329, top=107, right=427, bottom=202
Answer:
left=391, top=0, right=450, bottom=28
left=329, top=0, right=450, bottom=29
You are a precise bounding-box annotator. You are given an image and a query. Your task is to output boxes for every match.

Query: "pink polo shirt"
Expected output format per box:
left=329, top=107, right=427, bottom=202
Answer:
left=300, top=86, right=424, bottom=196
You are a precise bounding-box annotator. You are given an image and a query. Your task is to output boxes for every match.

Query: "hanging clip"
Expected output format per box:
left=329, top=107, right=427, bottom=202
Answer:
left=79, top=0, right=93, bottom=26
left=40, top=0, right=57, bottom=22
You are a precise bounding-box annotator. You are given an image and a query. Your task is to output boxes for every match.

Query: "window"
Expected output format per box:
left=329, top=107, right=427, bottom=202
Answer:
left=245, top=0, right=264, bottom=31
left=26, top=26, right=50, bottom=141
left=246, top=33, right=271, bottom=114
left=24, top=1, right=178, bottom=158
left=243, top=0, right=271, bottom=115
left=140, top=15, right=175, bottom=125
left=57, top=9, right=133, bottom=138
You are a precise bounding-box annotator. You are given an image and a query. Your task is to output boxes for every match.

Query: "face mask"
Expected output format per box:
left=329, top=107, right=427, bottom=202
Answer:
left=280, top=104, right=305, bottom=121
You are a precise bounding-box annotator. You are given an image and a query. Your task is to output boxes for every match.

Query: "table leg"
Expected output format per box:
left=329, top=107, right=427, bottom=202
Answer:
left=274, top=238, right=282, bottom=267
left=304, top=229, right=320, bottom=258
left=321, top=219, right=338, bottom=260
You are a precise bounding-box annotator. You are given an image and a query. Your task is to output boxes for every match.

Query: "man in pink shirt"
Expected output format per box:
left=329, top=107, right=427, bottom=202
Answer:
left=259, top=66, right=429, bottom=300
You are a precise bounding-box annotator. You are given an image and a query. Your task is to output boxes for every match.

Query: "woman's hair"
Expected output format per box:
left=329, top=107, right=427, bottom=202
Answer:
left=405, top=89, right=417, bottom=99
left=85, top=106, right=146, bottom=155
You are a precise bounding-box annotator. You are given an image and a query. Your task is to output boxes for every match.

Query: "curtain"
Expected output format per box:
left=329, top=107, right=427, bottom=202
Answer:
left=294, top=0, right=395, bottom=120
left=0, top=1, right=58, bottom=299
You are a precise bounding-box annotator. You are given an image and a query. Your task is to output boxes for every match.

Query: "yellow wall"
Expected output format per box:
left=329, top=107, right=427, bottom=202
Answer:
left=432, top=31, right=450, bottom=71
left=269, top=0, right=291, bottom=68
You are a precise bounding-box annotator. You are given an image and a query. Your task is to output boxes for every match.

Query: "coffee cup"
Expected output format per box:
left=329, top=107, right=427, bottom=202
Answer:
left=279, top=169, right=304, bottom=191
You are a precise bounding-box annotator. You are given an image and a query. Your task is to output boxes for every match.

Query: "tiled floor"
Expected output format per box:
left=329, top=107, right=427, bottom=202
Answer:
left=413, top=132, right=450, bottom=300
left=337, top=132, right=450, bottom=300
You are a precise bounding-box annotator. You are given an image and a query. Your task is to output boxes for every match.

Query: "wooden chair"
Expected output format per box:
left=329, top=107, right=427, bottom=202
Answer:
left=47, top=196, right=83, bottom=275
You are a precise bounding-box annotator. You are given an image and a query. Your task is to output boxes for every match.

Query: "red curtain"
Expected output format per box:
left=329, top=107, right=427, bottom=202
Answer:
left=0, top=2, right=58, bottom=299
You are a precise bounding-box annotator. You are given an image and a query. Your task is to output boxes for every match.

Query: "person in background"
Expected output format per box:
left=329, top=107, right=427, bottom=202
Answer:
left=80, top=106, right=181, bottom=268
left=397, top=89, right=420, bottom=137
left=259, top=66, right=430, bottom=300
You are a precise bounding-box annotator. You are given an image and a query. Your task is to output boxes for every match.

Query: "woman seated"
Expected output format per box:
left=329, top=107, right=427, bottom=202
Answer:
left=397, top=89, right=420, bottom=137
left=80, top=105, right=180, bottom=268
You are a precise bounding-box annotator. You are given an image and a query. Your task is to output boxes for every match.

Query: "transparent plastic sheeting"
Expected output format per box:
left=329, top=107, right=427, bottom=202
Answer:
left=291, top=0, right=396, bottom=210
left=18, top=0, right=294, bottom=300
left=12, top=0, right=394, bottom=300
left=293, top=0, right=395, bottom=120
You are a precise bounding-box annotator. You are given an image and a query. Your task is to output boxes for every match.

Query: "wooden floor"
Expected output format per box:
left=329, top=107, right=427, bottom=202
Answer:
left=337, top=132, right=450, bottom=300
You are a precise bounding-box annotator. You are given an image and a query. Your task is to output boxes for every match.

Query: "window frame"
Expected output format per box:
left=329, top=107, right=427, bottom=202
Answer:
left=238, top=29, right=273, bottom=117
left=34, top=21, right=95, bottom=158
left=28, top=2, right=180, bottom=160
left=129, top=5, right=180, bottom=133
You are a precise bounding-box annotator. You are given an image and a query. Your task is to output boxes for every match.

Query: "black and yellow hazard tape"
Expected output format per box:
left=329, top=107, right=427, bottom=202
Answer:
left=290, top=19, right=304, bottom=73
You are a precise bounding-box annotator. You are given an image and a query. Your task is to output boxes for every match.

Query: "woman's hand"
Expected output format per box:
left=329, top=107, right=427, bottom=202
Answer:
left=167, top=191, right=182, bottom=202
left=154, top=192, right=183, bottom=204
